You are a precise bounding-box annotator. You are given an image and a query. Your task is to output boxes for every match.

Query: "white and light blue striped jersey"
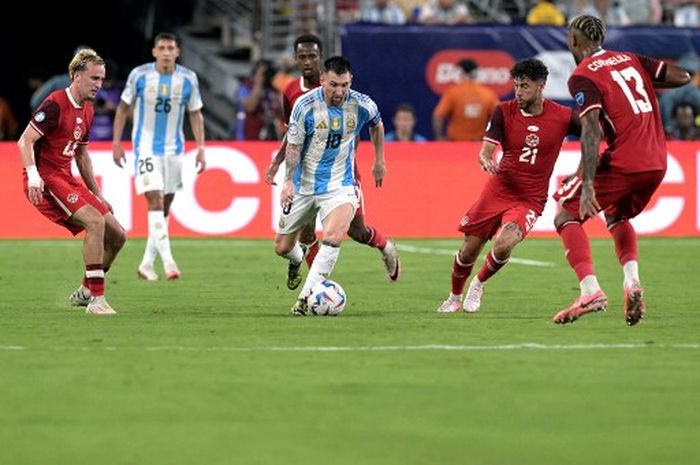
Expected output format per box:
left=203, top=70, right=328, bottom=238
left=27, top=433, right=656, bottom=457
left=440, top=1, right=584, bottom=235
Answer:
left=287, top=88, right=381, bottom=195
left=121, top=63, right=203, bottom=157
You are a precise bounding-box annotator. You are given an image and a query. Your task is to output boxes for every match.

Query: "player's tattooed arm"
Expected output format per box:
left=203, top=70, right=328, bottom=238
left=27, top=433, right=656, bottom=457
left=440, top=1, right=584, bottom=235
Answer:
left=578, top=109, right=603, bottom=219
left=281, top=143, right=301, bottom=210
left=284, top=143, right=301, bottom=181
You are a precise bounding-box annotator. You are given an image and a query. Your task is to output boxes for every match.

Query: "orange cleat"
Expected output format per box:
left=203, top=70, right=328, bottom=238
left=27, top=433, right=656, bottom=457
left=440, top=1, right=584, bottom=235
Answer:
left=553, top=289, right=608, bottom=324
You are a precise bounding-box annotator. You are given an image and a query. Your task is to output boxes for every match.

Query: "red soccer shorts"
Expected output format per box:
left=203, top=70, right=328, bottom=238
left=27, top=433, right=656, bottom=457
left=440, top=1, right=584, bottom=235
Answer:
left=554, top=169, right=665, bottom=221
left=23, top=171, right=110, bottom=236
left=457, top=193, right=540, bottom=240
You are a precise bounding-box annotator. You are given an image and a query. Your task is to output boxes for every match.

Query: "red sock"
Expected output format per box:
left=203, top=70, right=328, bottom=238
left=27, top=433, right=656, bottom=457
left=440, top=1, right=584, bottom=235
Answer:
left=82, top=265, right=110, bottom=288
left=85, top=264, right=105, bottom=297
left=609, top=221, right=638, bottom=265
left=451, top=255, right=474, bottom=295
left=558, top=221, right=595, bottom=281
left=304, top=240, right=320, bottom=267
left=477, top=249, right=509, bottom=282
left=365, top=225, right=388, bottom=250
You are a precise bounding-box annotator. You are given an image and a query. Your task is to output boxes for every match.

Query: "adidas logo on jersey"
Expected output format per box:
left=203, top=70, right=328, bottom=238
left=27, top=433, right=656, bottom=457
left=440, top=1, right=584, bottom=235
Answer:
left=316, top=121, right=328, bottom=129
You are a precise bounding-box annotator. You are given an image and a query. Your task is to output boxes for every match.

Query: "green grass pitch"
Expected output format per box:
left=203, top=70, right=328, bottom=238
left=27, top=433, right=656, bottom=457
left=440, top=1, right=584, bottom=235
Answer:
left=1, top=237, right=699, bottom=465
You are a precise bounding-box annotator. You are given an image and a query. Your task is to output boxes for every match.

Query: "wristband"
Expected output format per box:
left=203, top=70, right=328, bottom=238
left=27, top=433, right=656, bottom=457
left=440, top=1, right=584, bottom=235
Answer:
left=26, top=165, right=42, bottom=189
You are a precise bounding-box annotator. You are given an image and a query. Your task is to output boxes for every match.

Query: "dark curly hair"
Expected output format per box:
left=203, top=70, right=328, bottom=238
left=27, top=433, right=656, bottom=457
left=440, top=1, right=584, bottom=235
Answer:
left=510, top=58, right=549, bottom=82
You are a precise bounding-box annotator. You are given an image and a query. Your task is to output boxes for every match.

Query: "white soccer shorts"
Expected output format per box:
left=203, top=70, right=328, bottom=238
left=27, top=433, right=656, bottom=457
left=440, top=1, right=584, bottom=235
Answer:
left=277, top=185, right=358, bottom=235
left=134, top=154, right=183, bottom=195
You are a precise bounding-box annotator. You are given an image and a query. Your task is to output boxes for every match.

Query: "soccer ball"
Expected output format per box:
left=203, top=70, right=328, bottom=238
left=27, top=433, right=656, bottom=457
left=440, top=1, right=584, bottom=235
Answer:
left=307, top=279, right=347, bottom=316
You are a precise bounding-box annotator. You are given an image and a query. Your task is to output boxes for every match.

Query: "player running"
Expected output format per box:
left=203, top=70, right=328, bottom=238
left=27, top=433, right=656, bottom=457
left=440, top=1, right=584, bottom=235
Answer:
left=264, top=35, right=400, bottom=291
left=437, top=58, right=581, bottom=314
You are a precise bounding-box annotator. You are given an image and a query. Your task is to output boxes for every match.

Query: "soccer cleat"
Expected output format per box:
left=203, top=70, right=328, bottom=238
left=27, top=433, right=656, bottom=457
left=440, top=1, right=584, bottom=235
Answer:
left=624, top=281, right=645, bottom=326
left=381, top=238, right=401, bottom=282
left=69, top=285, right=92, bottom=307
left=290, top=298, right=308, bottom=316
left=164, top=262, right=181, bottom=281
left=437, top=295, right=462, bottom=313
left=553, top=289, right=608, bottom=324
left=137, top=265, right=159, bottom=281
left=86, top=296, right=117, bottom=315
left=463, top=281, right=484, bottom=313
left=286, top=244, right=307, bottom=290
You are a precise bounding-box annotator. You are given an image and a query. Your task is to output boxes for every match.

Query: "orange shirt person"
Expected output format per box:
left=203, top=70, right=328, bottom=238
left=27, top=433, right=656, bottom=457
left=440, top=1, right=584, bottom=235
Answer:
left=433, top=59, right=500, bottom=141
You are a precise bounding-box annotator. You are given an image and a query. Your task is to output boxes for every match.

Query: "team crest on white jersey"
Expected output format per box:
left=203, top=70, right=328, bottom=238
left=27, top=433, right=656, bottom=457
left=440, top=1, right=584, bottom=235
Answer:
left=330, top=117, right=341, bottom=131
left=346, top=116, right=356, bottom=131
left=34, top=111, right=45, bottom=123
left=525, top=133, right=539, bottom=147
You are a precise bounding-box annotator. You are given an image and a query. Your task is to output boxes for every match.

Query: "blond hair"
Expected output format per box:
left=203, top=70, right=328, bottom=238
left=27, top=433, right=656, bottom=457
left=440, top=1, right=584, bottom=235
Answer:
left=68, top=48, right=105, bottom=80
left=569, top=15, right=605, bottom=44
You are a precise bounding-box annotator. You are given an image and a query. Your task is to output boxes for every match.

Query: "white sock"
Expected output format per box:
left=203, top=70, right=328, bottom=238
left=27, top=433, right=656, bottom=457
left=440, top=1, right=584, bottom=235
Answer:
left=148, top=210, right=174, bottom=265
left=622, top=260, right=639, bottom=288
left=299, top=243, right=340, bottom=299
left=140, top=235, right=158, bottom=268
left=449, top=292, right=462, bottom=301
left=284, top=242, right=304, bottom=265
left=580, top=275, right=601, bottom=296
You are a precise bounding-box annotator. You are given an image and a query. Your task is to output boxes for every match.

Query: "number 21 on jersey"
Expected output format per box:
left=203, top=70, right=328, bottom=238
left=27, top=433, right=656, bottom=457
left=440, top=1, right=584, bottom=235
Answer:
left=611, top=67, right=652, bottom=115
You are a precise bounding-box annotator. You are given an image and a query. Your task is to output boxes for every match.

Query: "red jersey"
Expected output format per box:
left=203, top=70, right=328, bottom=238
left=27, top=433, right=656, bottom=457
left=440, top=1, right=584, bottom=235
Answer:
left=483, top=99, right=579, bottom=212
left=283, top=77, right=318, bottom=123
left=568, top=50, right=667, bottom=173
left=30, top=89, right=94, bottom=177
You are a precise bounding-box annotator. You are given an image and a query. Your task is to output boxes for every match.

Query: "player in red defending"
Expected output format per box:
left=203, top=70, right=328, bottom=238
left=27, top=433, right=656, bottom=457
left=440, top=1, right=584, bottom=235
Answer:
left=264, top=34, right=400, bottom=290
left=437, top=58, right=580, bottom=314
left=17, top=48, right=126, bottom=315
left=552, top=15, right=691, bottom=326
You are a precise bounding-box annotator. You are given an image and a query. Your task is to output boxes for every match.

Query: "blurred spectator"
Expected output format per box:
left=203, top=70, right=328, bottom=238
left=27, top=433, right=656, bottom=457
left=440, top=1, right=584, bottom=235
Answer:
left=234, top=59, right=283, bottom=140
left=272, top=53, right=297, bottom=93
left=527, top=0, right=567, bottom=25
left=337, top=0, right=362, bottom=23
left=659, top=53, right=700, bottom=134
left=569, top=0, right=631, bottom=26
left=29, top=45, right=91, bottom=111
left=674, top=0, right=700, bottom=26
left=432, top=59, right=499, bottom=141
left=362, top=0, right=407, bottom=24
left=385, top=103, right=427, bottom=141
left=619, top=0, right=662, bottom=24
left=89, top=58, right=123, bottom=141
left=667, top=102, right=699, bottom=140
left=0, top=96, right=18, bottom=140
left=418, top=0, right=472, bottom=24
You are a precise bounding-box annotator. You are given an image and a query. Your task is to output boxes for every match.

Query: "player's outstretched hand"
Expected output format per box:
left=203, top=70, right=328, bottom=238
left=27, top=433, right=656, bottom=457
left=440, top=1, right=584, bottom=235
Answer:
left=196, top=148, right=206, bottom=174
left=372, top=161, right=386, bottom=187
left=479, top=154, right=498, bottom=175
left=265, top=161, right=281, bottom=185
left=26, top=165, right=44, bottom=206
left=281, top=180, right=294, bottom=213
left=112, top=144, right=126, bottom=168
left=579, top=182, right=600, bottom=219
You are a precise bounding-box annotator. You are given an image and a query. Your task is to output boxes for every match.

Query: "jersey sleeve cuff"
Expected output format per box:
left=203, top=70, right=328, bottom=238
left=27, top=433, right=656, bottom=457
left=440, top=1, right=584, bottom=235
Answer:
left=578, top=104, right=602, bottom=118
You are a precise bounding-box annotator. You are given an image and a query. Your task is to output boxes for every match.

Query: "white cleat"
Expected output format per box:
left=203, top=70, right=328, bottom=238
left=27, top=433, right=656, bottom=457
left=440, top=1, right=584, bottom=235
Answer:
left=437, top=295, right=462, bottom=313
left=164, top=262, right=181, bottom=280
left=137, top=265, right=159, bottom=281
left=86, top=296, right=117, bottom=315
left=381, top=239, right=401, bottom=282
left=69, top=285, right=92, bottom=307
left=463, top=281, right=484, bottom=313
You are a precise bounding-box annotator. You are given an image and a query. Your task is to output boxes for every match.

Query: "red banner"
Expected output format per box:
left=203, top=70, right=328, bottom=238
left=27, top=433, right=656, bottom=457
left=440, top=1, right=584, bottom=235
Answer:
left=1, top=141, right=698, bottom=238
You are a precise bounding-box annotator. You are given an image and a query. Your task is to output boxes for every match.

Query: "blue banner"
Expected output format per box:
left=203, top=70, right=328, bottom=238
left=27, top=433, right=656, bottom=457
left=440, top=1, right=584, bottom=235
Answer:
left=341, top=24, right=700, bottom=140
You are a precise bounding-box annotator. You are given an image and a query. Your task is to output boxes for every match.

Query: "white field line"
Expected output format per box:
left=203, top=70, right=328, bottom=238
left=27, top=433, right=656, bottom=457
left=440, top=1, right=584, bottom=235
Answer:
left=1, top=343, right=698, bottom=352
left=397, top=244, right=554, bottom=267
